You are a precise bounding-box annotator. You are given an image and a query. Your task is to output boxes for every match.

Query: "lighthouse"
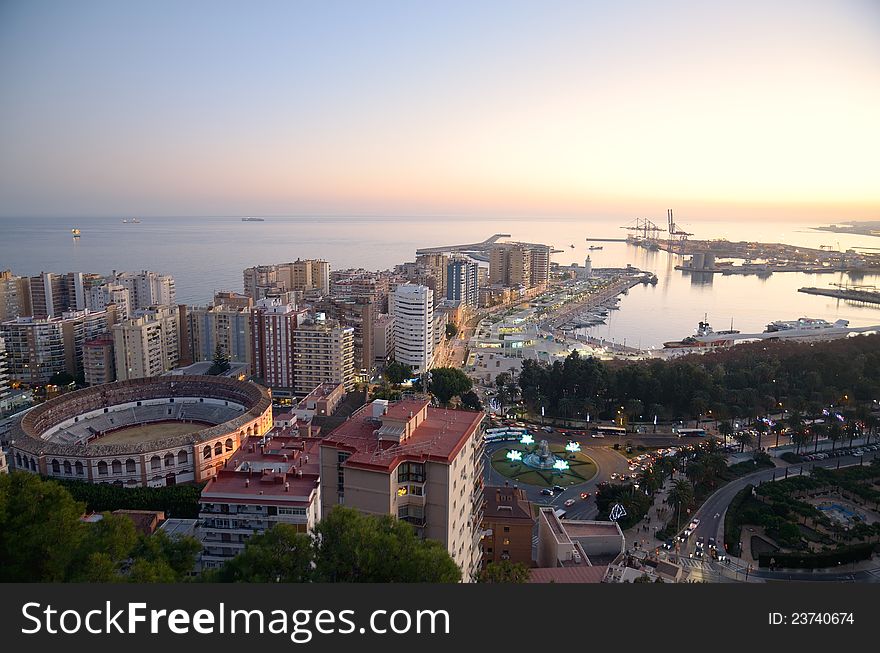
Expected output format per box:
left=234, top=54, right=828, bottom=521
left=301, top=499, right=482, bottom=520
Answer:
left=584, top=255, right=592, bottom=278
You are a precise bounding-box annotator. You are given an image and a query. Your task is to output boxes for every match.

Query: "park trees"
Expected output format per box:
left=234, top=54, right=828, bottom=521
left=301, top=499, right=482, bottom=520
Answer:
left=428, top=367, right=473, bottom=406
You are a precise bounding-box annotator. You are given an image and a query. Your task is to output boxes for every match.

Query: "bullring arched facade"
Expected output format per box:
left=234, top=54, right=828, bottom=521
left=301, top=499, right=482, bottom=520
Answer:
left=8, top=376, right=273, bottom=487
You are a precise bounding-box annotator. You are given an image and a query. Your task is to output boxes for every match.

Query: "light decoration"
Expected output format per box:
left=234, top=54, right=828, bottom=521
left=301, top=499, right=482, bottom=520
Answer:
left=565, top=441, right=580, bottom=453
left=506, top=450, right=523, bottom=462
left=609, top=503, right=627, bottom=521
left=520, top=434, right=535, bottom=445
left=552, top=459, right=569, bottom=471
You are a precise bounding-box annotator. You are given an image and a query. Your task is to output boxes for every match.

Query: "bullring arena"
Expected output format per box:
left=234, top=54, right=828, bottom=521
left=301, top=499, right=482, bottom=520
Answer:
left=8, top=376, right=273, bottom=487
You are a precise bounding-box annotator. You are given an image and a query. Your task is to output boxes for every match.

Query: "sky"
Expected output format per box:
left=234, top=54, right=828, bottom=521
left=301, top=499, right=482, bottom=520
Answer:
left=1, top=0, right=879, bottom=221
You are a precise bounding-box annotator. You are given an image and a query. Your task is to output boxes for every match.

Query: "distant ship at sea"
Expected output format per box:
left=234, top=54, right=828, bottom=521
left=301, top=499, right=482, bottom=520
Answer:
left=241, top=217, right=265, bottom=222
left=71, top=227, right=81, bottom=237
left=122, top=217, right=140, bottom=223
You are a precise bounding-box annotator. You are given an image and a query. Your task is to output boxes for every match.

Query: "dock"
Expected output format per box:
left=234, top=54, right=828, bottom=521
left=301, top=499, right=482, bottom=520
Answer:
left=798, top=286, right=880, bottom=306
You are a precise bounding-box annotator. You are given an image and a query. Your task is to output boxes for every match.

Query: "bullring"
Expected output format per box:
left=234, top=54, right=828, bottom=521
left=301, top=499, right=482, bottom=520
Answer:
left=8, top=376, right=273, bottom=487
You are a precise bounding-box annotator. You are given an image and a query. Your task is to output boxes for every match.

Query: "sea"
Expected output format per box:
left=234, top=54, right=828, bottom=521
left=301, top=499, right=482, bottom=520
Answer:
left=2, top=215, right=879, bottom=349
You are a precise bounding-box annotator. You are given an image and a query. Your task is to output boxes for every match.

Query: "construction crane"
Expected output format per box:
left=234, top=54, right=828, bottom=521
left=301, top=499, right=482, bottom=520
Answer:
left=667, top=209, right=692, bottom=252
left=620, top=217, right=663, bottom=241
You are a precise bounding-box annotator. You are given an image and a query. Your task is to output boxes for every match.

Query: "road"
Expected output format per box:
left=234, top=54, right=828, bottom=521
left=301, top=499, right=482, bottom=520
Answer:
left=673, top=449, right=880, bottom=582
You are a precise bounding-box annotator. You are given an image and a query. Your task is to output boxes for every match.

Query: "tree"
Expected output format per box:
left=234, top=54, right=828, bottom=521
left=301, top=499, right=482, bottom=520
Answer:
left=0, top=472, right=87, bottom=581
left=478, top=560, right=530, bottom=583
left=206, top=524, right=313, bottom=582
left=312, top=506, right=461, bottom=582
left=428, top=367, right=473, bottom=406
left=445, top=323, right=459, bottom=339
left=208, top=343, right=231, bottom=375
left=718, top=421, right=734, bottom=445
left=459, top=390, right=483, bottom=411
left=48, top=371, right=75, bottom=387
left=383, top=361, right=411, bottom=385
left=668, top=480, right=695, bottom=529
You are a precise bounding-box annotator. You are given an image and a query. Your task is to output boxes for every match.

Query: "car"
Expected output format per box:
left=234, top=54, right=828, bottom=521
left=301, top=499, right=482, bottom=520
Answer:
left=693, top=548, right=703, bottom=558
left=552, top=485, right=566, bottom=494
left=580, top=492, right=591, bottom=500
left=662, top=539, right=674, bottom=550
left=708, top=537, right=716, bottom=550
left=564, top=498, right=576, bottom=507
left=540, top=488, right=554, bottom=496
left=542, top=426, right=554, bottom=433
left=696, top=536, right=705, bottom=548
left=592, top=433, right=605, bottom=438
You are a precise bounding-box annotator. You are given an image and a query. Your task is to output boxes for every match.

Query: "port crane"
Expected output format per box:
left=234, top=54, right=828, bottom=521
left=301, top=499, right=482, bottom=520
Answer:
left=667, top=209, right=692, bottom=252
left=620, top=217, right=663, bottom=241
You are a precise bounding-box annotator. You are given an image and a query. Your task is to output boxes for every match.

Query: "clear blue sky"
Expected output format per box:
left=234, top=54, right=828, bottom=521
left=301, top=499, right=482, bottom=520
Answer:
left=1, top=0, right=878, bottom=219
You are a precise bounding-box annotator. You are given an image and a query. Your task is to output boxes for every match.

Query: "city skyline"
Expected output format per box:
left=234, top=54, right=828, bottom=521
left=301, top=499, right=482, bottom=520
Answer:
left=1, top=0, right=879, bottom=221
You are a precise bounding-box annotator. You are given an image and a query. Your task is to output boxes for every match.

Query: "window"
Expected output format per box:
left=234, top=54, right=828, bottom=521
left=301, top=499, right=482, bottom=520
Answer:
left=503, top=526, right=510, bottom=532
left=397, top=462, right=425, bottom=483
left=75, top=461, right=84, bottom=476
left=178, top=450, right=188, bottom=465
left=97, top=461, right=108, bottom=476
left=51, top=459, right=60, bottom=474
left=214, top=442, right=223, bottom=456
left=164, top=453, right=174, bottom=467
left=203, top=445, right=212, bottom=460
left=126, top=459, right=136, bottom=473
left=503, top=538, right=510, bottom=545
left=63, top=461, right=72, bottom=475
left=278, top=507, right=307, bottom=516
left=225, top=438, right=233, bottom=452
left=150, top=455, right=161, bottom=470
left=112, top=460, right=122, bottom=474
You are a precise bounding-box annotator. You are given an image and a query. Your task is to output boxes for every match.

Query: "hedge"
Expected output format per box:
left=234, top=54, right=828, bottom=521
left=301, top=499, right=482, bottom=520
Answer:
left=758, top=543, right=875, bottom=569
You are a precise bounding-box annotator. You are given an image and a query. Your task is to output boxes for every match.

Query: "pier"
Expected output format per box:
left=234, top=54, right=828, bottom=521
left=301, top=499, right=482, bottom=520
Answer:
left=798, top=286, right=880, bottom=306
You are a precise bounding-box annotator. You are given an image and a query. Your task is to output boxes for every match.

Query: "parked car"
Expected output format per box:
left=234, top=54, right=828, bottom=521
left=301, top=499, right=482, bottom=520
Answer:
left=552, top=485, right=566, bottom=494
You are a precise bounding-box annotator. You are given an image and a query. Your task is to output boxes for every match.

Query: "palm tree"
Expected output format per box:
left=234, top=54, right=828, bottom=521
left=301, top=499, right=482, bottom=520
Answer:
left=753, top=420, right=768, bottom=452
left=668, top=479, right=695, bottom=531
left=772, top=421, right=785, bottom=449
left=733, top=429, right=753, bottom=453
left=718, top=421, right=734, bottom=446
left=811, top=421, right=826, bottom=454
left=827, top=418, right=843, bottom=453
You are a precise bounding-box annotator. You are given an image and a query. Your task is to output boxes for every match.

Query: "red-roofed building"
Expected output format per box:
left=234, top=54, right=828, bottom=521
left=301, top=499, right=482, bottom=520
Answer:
left=319, top=398, right=485, bottom=581
left=198, top=431, right=321, bottom=569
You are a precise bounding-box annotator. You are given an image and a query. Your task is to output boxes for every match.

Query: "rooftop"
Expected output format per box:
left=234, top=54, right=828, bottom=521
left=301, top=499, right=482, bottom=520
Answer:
left=321, top=399, right=482, bottom=472
left=529, top=565, right=608, bottom=584
left=484, top=485, right=534, bottom=522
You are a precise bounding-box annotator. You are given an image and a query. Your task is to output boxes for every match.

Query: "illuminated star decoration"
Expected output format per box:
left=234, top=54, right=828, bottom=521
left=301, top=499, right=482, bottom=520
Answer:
left=565, top=441, right=580, bottom=453
left=506, top=450, right=523, bottom=462
left=552, top=459, right=569, bottom=471
left=609, top=503, right=627, bottom=521
left=520, top=434, right=535, bottom=445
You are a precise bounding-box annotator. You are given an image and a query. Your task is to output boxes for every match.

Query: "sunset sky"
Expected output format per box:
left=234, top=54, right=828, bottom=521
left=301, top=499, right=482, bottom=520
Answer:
left=1, top=0, right=878, bottom=221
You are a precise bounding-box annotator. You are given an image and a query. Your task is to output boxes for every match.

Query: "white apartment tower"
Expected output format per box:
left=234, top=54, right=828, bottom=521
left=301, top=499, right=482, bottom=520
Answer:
left=390, top=284, right=433, bottom=373
left=113, top=271, right=176, bottom=310
left=112, top=306, right=180, bottom=380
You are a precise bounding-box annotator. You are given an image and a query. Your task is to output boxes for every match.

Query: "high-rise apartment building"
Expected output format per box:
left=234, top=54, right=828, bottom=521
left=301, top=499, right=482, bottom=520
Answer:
left=0, top=308, right=117, bottom=384
left=250, top=298, right=303, bottom=394
left=372, top=315, right=395, bottom=366
left=187, top=303, right=253, bottom=371
left=0, top=270, right=29, bottom=322
left=113, top=270, right=176, bottom=310
left=112, top=306, right=180, bottom=380
left=320, top=399, right=485, bottom=581
left=87, top=283, right=131, bottom=320
left=292, top=316, right=354, bottom=395
left=28, top=272, right=91, bottom=318
left=243, top=260, right=330, bottom=301
left=488, top=243, right=550, bottom=289
left=83, top=335, right=116, bottom=386
left=0, top=335, right=10, bottom=406
left=446, top=259, right=479, bottom=306
left=314, top=296, right=375, bottom=373
left=389, top=284, right=433, bottom=373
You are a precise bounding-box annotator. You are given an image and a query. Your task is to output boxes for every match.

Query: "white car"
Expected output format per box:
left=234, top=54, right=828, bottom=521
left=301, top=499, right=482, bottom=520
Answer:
left=564, top=498, right=576, bottom=507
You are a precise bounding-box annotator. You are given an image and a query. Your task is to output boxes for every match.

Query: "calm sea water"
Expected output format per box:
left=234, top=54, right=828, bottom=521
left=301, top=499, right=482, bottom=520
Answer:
left=1, top=215, right=878, bottom=348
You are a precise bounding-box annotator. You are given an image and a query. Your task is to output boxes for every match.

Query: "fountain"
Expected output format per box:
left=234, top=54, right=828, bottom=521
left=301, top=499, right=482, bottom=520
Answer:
left=523, top=439, right=562, bottom=470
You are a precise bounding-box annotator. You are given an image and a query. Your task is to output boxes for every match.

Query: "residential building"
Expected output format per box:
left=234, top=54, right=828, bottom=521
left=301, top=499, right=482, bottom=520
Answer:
left=199, top=432, right=322, bottom=568
left=293, top=316, right=354, bottom=395
left=488, top=243, right=551, bottom=289
left=213, top=291, right=253, bottom=310
left=113, top=270, right=176, bottom=310
left=0, top=270, right=29, bottom=322
left=112, top=306, right=180, bottom=380
left=390, top=283, right=433, bottom=373
left=249, top=298, right=303, bottom=395
left=0, top=308, right=117, bottom=384
left=314, top=295, right=375, bottom=373
left=243, top=260, right=330, bottom=301
left=319, top=398, right=485, bottom=581
left=446, top=259, right=479, bottom=306
left=481, top=484, right=535, bottom=566
left=0, top=335, right=9, bottom=406
left=87, top=283, right=131, bottom=320
left=82, top=335, right=115, bottom=385
left=292, top=382, right=345, bottom=421
left=187, top=302, right=253, bottom=371
left=28, top=272, right=90, bottom=318
left=372, top=314, right=395, bottom=366
left=532, top=507, right=624, bottom=582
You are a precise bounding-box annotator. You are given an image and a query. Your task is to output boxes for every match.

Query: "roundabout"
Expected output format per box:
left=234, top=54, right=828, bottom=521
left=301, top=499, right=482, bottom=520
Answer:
left=490, top=440, right=598, bottom=488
